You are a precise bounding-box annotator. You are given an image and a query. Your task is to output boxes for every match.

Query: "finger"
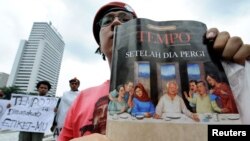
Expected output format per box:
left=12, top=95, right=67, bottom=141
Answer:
left=206, top=28, right=219, bottom=39
left=189, top=93, right=192, bottom=97
left=184, top=92, right=188, bottom=97
left=213, top=31, right=230, bottom=53
left=233, top=44, right=250, bottom=65
left=222, top=36, right=243, bottom=60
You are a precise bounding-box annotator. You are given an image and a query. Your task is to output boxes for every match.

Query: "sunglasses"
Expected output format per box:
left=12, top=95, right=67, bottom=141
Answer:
left=99, top=12, right=134, bottom=27
left=70, top=82, right=79, bottom=85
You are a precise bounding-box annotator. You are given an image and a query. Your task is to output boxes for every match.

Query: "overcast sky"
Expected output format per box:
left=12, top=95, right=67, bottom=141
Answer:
left=1, top=0, right=250, bottom=97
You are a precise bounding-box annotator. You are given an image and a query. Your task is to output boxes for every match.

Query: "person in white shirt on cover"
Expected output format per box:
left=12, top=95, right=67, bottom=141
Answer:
left=154, top=80, right=199, bottom=121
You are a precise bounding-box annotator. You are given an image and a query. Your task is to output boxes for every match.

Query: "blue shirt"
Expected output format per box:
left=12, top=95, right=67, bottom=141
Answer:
left=131, top=97, right=155, bottom=116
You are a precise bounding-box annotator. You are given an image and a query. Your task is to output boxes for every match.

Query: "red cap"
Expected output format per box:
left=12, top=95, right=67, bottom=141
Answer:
left=69, top=77, right=80, bottom=84
left=93, top=1, right=137, bottom=45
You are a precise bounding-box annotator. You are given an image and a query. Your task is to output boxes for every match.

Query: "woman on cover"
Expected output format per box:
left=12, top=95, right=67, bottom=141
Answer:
left=108, top=85, right=129, bottom=115
left=131, top=83, right=155, bottom=118
left=206, top=73, right=238, bottom=113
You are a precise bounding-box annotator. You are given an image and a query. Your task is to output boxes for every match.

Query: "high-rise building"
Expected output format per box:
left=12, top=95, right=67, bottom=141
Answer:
left=7, top=22, right=65, bottom=96
left=0, top=72, right=9, bottom=87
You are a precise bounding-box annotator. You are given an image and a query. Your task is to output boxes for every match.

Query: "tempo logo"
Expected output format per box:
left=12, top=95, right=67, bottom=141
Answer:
left=208, top=125, right=249, bottom=140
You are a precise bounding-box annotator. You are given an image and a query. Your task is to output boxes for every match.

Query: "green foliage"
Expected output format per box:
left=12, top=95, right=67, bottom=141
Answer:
left=28, top=92, right=38, bottom=95
left=0, top=86, right=22, bottom=100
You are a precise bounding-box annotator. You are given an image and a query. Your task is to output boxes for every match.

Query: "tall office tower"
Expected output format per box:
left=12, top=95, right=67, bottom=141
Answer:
left=7, top=22, right=65, bottom=96
left=0, top=72, right=9, bottom=87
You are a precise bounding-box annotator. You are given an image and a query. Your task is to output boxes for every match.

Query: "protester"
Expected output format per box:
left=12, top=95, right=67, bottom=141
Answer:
left=53, top=77, right=80, bottom=140
left=19, top=80, right=51, bottom=141
left=59, top=1, right=250, bottom=141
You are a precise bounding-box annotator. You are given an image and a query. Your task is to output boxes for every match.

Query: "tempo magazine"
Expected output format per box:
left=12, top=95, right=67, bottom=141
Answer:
left=106, top=18, right=241, bottom=141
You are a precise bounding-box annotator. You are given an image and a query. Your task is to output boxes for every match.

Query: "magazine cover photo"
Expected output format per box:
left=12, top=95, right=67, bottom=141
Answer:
left=107, top=18, right=240, bottom=125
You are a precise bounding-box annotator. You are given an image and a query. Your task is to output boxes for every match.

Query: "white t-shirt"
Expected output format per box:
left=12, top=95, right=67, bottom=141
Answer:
left=222, top=61, right=250, bottom=124
left=56, top=90, right=79, bottom=128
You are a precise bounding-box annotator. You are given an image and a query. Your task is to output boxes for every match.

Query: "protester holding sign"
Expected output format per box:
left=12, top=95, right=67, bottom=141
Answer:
left=59, top=2, right=250, bottom=141
left=18, top=80, right=52, bottom=141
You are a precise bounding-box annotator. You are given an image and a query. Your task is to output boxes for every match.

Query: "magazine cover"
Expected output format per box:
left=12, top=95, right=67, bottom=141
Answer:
left=107, top=18, right=240, bottom=141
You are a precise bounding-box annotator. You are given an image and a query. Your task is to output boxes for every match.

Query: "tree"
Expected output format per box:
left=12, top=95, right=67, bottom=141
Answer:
left=0, top=86, right=22, bottom=100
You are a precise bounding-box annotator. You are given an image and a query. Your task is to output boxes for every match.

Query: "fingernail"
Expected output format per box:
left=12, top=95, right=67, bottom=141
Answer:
left=206, top=32, right=215, bottom=39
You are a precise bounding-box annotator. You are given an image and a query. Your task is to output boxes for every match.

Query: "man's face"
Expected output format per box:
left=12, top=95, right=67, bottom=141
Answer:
left=70, top=82, right=79, bottom=91
left=167, top=83, right=178, bottom=96
left=197, top=83, right=206, bottom=95
left=125, top=82, right=133, bottom=92
left=99, top=11, right=134, bottom=61
left=118, top=86, right=125, bottom=97
left=189, top=82, right=197, bottom=92
left=37, top=84, right=49, bottom=96
left=93, top=102, right=108, bottom=134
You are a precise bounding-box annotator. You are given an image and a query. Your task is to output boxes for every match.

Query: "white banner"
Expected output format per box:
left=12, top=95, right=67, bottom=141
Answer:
left=0, top=94, right=58, bottom=133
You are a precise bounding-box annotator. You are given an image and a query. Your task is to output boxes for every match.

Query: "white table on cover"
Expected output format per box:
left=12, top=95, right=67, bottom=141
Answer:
left=108, top=113, right=242, bottom=124
left=107, top=113, right=242, bottom=141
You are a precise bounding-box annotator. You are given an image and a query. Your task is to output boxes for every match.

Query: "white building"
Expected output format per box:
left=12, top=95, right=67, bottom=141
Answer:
left=0, top=72, right=9, bottom=87
left=7, top=22, right=65, bottom=96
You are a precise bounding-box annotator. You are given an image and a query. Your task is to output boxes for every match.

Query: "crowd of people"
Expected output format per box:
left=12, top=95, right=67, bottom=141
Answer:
left=0, top=78, right=80, bottom=141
